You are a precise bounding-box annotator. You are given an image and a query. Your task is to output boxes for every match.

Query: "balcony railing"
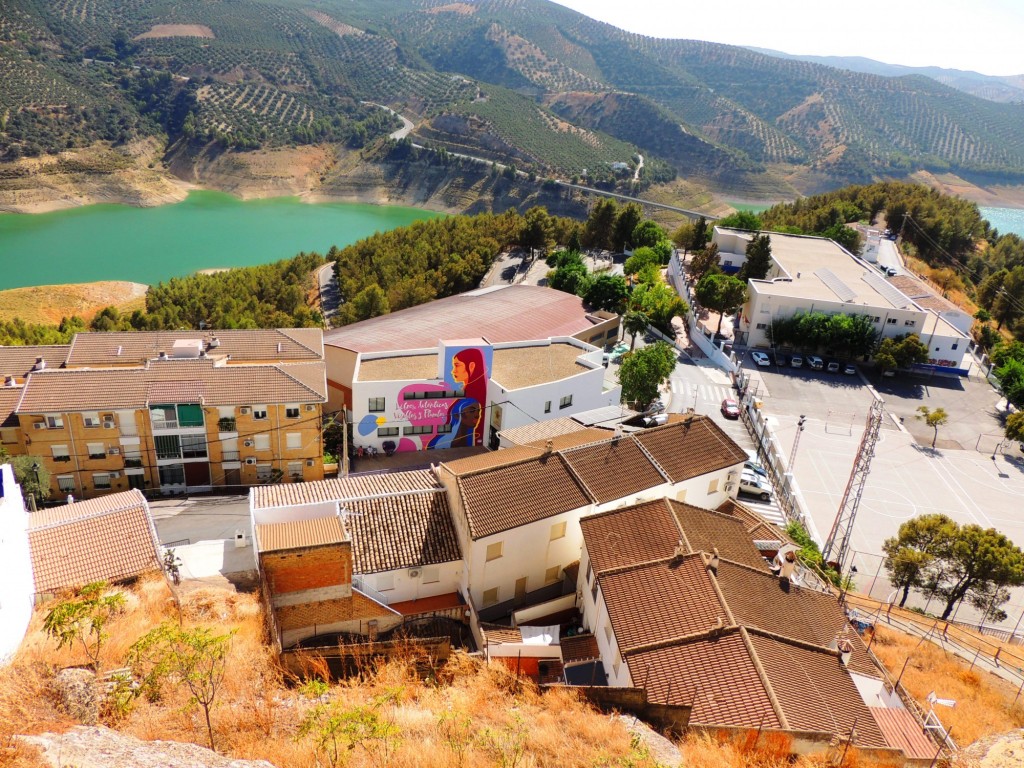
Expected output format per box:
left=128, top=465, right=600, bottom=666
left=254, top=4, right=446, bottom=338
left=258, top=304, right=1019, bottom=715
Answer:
left=123, top=458, right=143, bottom=468
left=221, top=450, right=240, bottom=462
left=218, top=417, right=237, bottom=432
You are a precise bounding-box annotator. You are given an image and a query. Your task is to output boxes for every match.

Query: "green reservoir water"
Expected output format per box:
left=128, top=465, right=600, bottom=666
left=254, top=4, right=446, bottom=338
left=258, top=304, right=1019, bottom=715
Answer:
left=0, top=191, right=441, bottom=290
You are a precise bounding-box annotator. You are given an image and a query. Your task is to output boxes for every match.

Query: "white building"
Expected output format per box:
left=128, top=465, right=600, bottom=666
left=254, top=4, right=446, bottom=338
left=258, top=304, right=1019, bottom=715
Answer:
left=323, top=285, right=622, bottom=453
left=714, top=228, right=971, bottom=369
left=0, top=464, right=32, bottom=662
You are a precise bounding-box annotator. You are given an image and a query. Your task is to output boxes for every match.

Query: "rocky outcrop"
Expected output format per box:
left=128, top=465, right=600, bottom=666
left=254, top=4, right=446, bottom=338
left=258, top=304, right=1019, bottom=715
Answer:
left=52, top=668, right=99, bottom=725
left=20, top=726, right=277, bottom=768
left=959, top=729, right=1024, bottom=767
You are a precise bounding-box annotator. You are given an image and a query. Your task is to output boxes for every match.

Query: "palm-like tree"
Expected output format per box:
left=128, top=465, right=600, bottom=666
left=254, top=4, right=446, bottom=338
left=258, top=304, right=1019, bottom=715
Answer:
left=623, top=309, right=650, bottom=350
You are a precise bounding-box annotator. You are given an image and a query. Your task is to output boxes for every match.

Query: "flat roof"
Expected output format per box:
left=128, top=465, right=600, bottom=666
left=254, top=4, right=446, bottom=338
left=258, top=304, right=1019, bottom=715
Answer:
left=490, top=343, right=590, bottom=390
left=728, top=229, right=916, bottom=309
left=921, top=310, right=969, bottom=339
left=357, top=354, right=439, bottom=382
left=323, top=285, right=607, bottom=354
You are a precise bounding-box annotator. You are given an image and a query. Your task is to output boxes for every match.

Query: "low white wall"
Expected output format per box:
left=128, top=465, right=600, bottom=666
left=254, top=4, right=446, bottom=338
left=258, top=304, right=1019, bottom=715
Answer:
left=514, top=593, right=577, bottom=625
left=0, top=464, right=32, bottom=662
left=667, top=252, right=738, bottom=373
left=174, top=539, right=258, bottom=580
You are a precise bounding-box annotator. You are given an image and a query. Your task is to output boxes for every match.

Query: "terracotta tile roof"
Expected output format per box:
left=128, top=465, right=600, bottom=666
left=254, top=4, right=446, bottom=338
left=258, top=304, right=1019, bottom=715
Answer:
left=713, top=559, right=879, bottom=678
left=0, top=345, right=69, bottom=378
left=716, top=498, right=792, bottom=544
left=560, top=633, right=599, bottom=662
left=345, top=489, right=461, bottom=573
left=439, top=446, right=543, bottom=476
left=626, top=629, right=782, bottom=727
left=0, top=387, right=22, bottom=427
left=277, top=361, right=328, bottom=400
left=17, top=358, right=326, bottom=413
left=633, top=417, right=747, bottom=482
left=323, top=285, right=606, bottom=353
left=498, top=417, right=587, bottom=445
left=490, top=343, right=591, bottom=390
left=888, top=274, right=960, bottom=314
left=669, top=501, right=770, bottom=572
left=250, top=470, right=440, bottom=509
left=561, top=437, right=667, bottom=503
left=254, top=515, right=347, bottom=553
left=747, top=631, right=888, bottom=747
left=869, top=706, right=937, bottom=758
left=357, top=354, right=439, bottom=382
left=481, top=623, right=524, bottom=644
left=599, top=555, right=727, bottom=652
left=65, top=329, right=323, bottom=366
left=28, top=489, right=160, bottom=594
left=526, top=428, right=616, bottom=452
left=456, top=453, right=592, bottom=539
left=581, top=499, right=681, bottom=574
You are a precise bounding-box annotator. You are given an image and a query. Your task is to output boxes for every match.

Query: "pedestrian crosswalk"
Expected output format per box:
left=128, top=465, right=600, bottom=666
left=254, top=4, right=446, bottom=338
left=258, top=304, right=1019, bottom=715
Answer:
left=669, top=379, right=734, bottom=405
left=739, top=496, right=787, bottom=528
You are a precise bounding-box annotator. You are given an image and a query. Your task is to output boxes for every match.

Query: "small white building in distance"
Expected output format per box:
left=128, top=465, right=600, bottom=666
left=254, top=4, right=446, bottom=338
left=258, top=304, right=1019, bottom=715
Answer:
left=714, top=228, right=971, bottom=370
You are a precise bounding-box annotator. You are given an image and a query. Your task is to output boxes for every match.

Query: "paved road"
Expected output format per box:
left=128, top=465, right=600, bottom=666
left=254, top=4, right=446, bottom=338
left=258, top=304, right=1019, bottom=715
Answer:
left=361, top=102, right=414, bottom=140
left=150, top=495, right=252, bottom=545
left=318, top=261, right=340, bottom=327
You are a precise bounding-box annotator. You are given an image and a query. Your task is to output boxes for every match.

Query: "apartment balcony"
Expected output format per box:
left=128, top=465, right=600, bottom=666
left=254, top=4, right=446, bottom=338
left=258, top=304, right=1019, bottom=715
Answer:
left=218, top=417, right=237, bottom=433
left=221, top=450, right=240, bottom=462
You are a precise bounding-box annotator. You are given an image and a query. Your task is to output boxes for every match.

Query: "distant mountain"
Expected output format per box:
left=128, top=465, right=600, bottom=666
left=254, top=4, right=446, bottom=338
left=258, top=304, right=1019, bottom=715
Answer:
left=4, top=0, right=1024, bottom=194
left=748, top=48, right=1024, bottom=104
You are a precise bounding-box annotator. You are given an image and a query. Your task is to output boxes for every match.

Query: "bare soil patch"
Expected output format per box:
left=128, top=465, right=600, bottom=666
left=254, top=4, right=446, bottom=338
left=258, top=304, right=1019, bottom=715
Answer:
left=134, top=24, right=214, bottom=40
left=0, top=281, right=147, bottom=324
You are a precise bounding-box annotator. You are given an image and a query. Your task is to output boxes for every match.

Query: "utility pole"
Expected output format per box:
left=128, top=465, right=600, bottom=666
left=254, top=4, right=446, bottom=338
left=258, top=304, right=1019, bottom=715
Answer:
left=823, top=400, right=885, bottom=569
left=789, top=415, right=806, bottom=472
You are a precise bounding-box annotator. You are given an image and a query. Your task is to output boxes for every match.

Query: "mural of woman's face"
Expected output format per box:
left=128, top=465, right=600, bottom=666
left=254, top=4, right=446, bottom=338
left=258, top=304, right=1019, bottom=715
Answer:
left=452, top=357, right=476, bottom=386
left=462, top=401, right=482, bottom=428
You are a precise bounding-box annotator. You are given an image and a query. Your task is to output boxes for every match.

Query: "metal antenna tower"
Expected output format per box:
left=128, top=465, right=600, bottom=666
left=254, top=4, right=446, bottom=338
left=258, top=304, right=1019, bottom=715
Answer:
left=822, top=399, right=885, bottom=568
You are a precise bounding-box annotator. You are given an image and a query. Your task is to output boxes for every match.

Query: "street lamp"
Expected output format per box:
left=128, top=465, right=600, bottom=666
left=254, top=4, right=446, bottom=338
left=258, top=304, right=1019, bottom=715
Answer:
left=789, top=415, right=807, bottom=472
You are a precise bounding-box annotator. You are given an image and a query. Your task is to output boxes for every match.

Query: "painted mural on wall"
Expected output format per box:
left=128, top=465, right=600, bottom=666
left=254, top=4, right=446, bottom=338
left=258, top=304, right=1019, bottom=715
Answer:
left=354, top=343, right=493, bottom=452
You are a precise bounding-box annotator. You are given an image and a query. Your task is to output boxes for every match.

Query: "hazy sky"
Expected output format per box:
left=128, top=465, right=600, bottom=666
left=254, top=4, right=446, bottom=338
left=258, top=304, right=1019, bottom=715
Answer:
left=549, top=0, right=1024, bottom=77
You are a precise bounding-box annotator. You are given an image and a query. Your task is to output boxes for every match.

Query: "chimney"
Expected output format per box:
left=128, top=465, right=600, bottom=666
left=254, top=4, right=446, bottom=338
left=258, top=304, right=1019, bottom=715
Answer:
left=33, top=356, right=45, bottom=371
left=672, top=538, right=686, bottom=560
left=4, top=376, right=14, bottom=387
left=116, top=345, right=122, bottom=356
left=837, top=638, right=853, bottom=666
left=158, top=351, right=168, bottom=361
left=708, top=547, right=720, bottom=576
left=709, top=616, right=724, bottom=637
left=209, top=336, right=221, bottom=349
left=544, top=439, right=554, bottom=455
left=276, top=342, right=283, bottom=354
left=199, top=349, right=207, bottom=358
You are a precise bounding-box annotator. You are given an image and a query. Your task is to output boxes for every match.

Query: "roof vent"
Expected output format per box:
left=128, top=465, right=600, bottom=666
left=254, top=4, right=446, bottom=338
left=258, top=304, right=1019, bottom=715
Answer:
left=4, top=376, right=14, bottom=387
left=709, top=616, right=724, bottom=637
left=276, top=342, right=283, bottom=353
left=672, top=539, right=686, bottom=560
left=837, top=638, right=853, bottom=666
left=796, top=272, right=801, bottom=279
left=199, top=349, right=207, bottom=358
left=116, top=345, right=122, bottom=356
left=209, top=336, right=221, bottom=349
left=33, top=357, right=45, bottom=371
left=158, top=351, right=168, bottom=360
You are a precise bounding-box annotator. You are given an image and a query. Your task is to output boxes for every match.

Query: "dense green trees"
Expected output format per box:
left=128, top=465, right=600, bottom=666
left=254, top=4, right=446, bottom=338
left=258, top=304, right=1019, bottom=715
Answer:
left=737, top=233, right=772, bottom=281
left=583, top=273, right=629, bottom=313
left=875, top=333, right=929, bottom=372
left=694, top=274, right=747, bottom=334
left=768, top=312, right=877, bottom=358
left=882, top=514, right=1024, bottom=621
left=617, top=341, right=677, bottom=407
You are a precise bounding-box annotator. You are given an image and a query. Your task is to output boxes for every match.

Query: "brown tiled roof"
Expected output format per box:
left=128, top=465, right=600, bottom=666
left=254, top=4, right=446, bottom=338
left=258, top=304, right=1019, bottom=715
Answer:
left=456, top=453, right=592, bottom=539
left=0, top=345, right=70, bottom=378
left=17, top=358, right=326, bottom=413
left=869, top=706, right=937, bottom=758
left=634, top=417, right=746, bottom=482
left=28, top=489, right=160, bottom=593
left=626, top=629, right=782, bottom=727
left=713, top=559, right=879, bottom=678
left=254, top=515, right=347, bottom=553
left=481, top=623, right=524, bottom=644
left=581, top=499, right=681, bottom=574
left=888, top=275, right=959, bottom=314
left=669, top=501, right=770, bottom=572
left=716, top=498, right=792, bottom=544
left=250, top=470, right=440, bottom=509
left=0, top=387, right=22, bottom=427
left=498, top=417, right=587, bottom=446
left=439, top=446, right=545, bottom=476
left=561, top=437, right=667, bottom=503
left=345, top=489, right=461, bottom=573
left=748, top=631, right=888, bottom=747
left=65, top=329, right=323, bottom=366
left=526, top=428, right=615, bottom=452
left=357, top=354, right=439, bottom=382
left=277, top=361, right=328, bottom=400
left=599, top=555, right=727, bottom=652
left=490, top=343, right=590, bottom=390
left=560, top=633, right=600, bottom=662
left=323, top=285, right=605, bottom=353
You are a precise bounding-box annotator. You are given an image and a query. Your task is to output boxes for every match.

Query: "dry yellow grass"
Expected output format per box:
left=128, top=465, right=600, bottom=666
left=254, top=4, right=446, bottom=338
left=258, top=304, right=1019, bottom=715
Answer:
left=868, top=625, right=1024, bottom=746
left=0, top=281, right=147, bottom=325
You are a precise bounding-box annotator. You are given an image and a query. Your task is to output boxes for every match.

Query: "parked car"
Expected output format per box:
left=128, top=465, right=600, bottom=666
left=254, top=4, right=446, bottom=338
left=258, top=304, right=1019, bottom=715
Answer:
left=885, top=267, right=898, bottom=277
left=720, top=398, right=740, bottom=419
left=790, top=354, right=803, bottom=368
left=744, top=460, right=768, bottom=478
left=646, top=398, right=665, bottom=414
left=843, top=362, right=857, bottom=375
left=643, top=413, right=669, bottom=427
left=826, top=360, right=841, bottom=373
left=750, top=350, right=770, bottom=367
left=738, top=471, right=772, bottom=501
left=602, top=342, right=629, bottom=366
left=772, top=351, right=787, bottom=366
left=807, top=355, right=824, bottom=370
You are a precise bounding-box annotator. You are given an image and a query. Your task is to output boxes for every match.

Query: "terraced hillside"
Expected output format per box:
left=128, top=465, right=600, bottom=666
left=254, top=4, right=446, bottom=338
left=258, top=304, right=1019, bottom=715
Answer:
left=2, top=0, right=1024, bottom=191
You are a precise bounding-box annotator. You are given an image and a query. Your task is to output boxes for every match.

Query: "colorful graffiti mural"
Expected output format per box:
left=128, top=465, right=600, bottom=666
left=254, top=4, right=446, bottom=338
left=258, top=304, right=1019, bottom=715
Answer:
left=442, top=344, right=491, bottom=447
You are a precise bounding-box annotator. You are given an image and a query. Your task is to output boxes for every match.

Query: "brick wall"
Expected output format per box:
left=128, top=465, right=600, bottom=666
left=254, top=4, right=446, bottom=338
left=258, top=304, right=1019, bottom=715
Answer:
left=261, top=542, right=352, bottom=594
left=275, top=592, right=395, bottom=630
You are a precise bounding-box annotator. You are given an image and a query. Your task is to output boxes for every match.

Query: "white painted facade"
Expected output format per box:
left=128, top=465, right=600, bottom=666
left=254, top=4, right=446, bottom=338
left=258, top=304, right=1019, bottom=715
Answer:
left=367, top=559, right=463, bottom=607
left=0, top=464, right=32, bottom=662
left=577, top=545, right=633, bottom=688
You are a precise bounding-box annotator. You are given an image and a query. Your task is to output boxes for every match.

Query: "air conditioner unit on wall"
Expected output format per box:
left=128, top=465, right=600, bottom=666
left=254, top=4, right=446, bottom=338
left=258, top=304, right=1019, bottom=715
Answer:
left=110, top=471, right=121, bottom=479
left=305, top=404, right=316, bottom=412
left=33, top=422, right=45, bottom=430
left=108, top=447, right=120, bottom=455
left=724, top=482, right=735, bottom=492
left=244, top=457, right=257, bottom=465
left=409, top=568, right=421, bottom=578
left=305, top=459, right=315, bottom=467
left=103, top=421, right=115, bottom=429
left=240, top=407, right=251, bottom=414
left=243, top=440, right=254, bottom=447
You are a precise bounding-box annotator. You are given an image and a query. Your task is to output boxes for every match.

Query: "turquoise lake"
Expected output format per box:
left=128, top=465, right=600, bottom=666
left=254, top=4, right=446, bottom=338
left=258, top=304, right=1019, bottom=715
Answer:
left=980, top=206, right=1024, bottom=238
left=0, top=191, right=441, bottom=290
